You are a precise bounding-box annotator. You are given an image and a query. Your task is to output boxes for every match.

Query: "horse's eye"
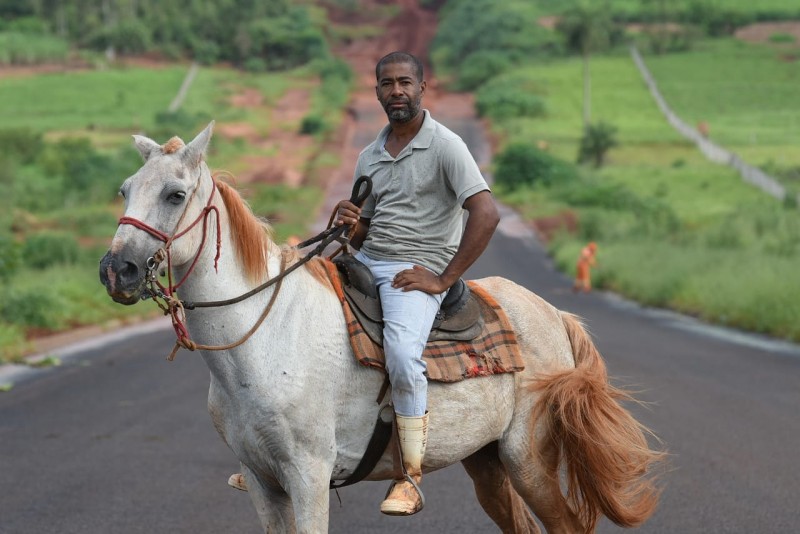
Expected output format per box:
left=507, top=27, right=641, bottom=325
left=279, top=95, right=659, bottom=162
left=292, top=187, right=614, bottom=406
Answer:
left=168, top=191, right=186, bottom=205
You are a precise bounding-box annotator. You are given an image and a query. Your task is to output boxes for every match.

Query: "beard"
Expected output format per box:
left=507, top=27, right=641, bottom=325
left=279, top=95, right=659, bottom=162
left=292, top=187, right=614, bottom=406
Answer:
left=384, top=97, right=421, bottom=123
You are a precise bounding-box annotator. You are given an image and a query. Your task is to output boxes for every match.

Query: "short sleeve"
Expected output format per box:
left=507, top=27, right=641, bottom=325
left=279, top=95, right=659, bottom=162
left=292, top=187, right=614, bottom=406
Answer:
left=441, top=138, right=490, bottom=206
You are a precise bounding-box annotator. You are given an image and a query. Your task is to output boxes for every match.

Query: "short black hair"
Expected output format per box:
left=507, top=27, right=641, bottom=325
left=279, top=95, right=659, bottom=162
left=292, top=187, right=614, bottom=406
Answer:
left=375, top=51, right=424, bottom=82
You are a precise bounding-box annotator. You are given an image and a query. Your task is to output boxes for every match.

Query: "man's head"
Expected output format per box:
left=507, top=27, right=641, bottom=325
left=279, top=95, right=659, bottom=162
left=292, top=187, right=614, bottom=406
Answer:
left=375, top=51, right=426, bottom=124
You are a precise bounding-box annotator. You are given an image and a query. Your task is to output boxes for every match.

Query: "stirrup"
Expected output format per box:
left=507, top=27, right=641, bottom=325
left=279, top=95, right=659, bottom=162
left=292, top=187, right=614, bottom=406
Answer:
left=380, top=473, right=426, bottom=516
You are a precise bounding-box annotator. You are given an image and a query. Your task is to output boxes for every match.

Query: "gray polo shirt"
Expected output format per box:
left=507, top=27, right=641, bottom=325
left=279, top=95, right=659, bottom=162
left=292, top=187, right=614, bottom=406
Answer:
left=353, top=110, right=490, bottom=274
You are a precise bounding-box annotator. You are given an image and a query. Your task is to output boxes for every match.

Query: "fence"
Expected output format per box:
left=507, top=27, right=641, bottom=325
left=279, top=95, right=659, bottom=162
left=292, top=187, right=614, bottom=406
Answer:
left=630, top=45, right=797, bottom=205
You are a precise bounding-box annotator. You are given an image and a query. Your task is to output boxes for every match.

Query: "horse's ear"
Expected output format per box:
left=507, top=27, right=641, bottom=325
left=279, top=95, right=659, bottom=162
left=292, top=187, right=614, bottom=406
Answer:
left=132, top=135, right=162, bottom=161
left=181, top=121, right=215, bottom=168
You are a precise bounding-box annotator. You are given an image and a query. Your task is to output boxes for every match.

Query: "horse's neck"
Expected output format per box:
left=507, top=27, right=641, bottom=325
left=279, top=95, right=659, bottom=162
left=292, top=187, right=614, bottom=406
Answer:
left=171, top=202, right=281, bottom=304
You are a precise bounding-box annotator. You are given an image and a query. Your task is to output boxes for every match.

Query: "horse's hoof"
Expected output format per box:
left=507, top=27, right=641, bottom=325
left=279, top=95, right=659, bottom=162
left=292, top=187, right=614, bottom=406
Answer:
left=228, top=473, right=248, bottom=492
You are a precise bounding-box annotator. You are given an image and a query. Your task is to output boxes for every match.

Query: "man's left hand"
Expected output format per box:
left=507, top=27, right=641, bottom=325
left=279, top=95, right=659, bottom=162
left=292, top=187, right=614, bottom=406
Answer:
left=391, top=265, right=448, bottom=294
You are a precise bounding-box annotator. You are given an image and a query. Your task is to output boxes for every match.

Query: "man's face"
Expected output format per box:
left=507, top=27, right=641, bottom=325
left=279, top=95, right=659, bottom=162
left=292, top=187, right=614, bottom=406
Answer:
left=375, top=61, right=425, bottom=123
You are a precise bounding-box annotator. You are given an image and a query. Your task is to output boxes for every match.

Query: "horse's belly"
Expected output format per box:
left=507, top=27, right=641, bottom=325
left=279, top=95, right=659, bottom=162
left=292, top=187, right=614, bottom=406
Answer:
left=361, top=373, right=516, bottom=479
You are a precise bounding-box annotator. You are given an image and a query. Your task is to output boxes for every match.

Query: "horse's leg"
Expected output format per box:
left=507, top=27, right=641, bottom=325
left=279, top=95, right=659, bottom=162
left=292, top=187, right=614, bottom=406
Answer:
left=241, top=464, right=297, bottom=534
left=461, top=441, right=541, bottom=534
left=500, top=418, right=585, bottom=534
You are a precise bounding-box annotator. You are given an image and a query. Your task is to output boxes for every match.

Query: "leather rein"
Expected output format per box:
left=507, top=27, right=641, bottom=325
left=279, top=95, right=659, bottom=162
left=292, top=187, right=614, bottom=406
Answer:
left=117, top=173, right=371, bottom=360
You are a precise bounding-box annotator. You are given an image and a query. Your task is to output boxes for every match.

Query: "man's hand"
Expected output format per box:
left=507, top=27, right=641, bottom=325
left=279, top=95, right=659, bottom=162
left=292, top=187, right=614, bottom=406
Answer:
left=335, top=200, right=361, bottom=227
left=392, top=265, right=448, bottom=295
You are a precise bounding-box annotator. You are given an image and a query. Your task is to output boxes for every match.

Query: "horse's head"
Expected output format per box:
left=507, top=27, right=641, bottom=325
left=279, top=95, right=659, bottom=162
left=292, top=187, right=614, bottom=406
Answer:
left=99, top=121, right=216, bottom=304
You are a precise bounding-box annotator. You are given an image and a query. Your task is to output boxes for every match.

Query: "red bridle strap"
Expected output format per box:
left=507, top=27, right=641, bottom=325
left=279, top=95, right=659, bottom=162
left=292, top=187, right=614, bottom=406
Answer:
left=117, top=175, right=222, bottom=283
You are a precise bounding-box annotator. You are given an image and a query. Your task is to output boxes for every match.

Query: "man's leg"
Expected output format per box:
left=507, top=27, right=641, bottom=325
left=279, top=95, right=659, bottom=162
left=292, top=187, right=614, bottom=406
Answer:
left=356, top=252, right=443, bottom=515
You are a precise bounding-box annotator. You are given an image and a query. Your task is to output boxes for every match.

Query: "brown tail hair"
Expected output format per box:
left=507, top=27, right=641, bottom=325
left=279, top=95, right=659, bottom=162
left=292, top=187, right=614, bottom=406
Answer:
left=532, top=312, right=664, bottom=532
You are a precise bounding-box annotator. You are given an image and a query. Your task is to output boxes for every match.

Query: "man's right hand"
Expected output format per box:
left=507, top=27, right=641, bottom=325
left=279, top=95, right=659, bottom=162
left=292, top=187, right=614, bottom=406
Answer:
left=335, top=200, right=362, bottom=227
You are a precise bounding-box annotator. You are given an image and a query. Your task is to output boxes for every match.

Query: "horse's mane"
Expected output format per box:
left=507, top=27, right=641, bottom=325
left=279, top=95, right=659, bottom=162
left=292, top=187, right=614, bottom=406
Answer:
left=213, top=172, right=333, bottom=290
left=214, top=175, right=274, bottom=283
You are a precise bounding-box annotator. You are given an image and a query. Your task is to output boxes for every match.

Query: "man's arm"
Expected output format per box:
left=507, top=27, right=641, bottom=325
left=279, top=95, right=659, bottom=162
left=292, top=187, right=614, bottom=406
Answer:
left=392, top=190, right=499, bottom=293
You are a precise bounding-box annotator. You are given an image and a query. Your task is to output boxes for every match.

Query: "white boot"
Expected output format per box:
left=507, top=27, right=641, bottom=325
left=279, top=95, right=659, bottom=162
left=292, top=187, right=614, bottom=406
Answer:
left=380, top=413, right=429, bottom=516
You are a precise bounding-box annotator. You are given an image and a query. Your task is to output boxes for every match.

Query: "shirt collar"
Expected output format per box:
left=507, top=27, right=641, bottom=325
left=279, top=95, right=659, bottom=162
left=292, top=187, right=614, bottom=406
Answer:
left=371, top=109, right=434, bottom=162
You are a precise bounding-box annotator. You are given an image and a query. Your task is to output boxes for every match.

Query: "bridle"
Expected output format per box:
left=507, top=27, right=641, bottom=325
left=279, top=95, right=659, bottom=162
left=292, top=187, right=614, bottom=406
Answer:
left=116, top=171, right=371, bottom=360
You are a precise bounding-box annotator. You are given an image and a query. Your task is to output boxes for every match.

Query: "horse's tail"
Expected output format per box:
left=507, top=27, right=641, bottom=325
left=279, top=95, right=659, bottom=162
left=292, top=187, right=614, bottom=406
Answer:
left=532, top=311, right=664, bottom=532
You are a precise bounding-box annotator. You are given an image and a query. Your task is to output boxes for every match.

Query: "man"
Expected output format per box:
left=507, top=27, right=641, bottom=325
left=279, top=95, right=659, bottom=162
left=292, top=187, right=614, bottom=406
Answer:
left=573, top=241, right=598, bottom=293
left=334, top=51, right=499, bottom=516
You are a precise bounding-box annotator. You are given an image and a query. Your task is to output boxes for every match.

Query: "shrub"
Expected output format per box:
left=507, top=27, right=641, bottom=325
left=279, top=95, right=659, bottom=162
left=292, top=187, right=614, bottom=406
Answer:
left=300, top=113, right=325, bottom=135
left=0, top=235, right=20, bottom=282
left=495, top=143, right=577, bottom=190
left=243, top=56, right=267, bottom=72
left=0, top=287, right=62, bottom=329
left=577, top=121, right=618, bottom=168
left=245, top=9, right=327, bottom=71
left=455, top=50, right=512, bottom=91
left=22, top=232, right=80, bottom=269
left=36, top=137, right=124, bottom=203
left=0, top=128, right=42, bottom=164
left=89, top=20, right=152, bottom=55
left=476, top=78, right=546, bottom=121
left=190, top=39, right=220, bottom=65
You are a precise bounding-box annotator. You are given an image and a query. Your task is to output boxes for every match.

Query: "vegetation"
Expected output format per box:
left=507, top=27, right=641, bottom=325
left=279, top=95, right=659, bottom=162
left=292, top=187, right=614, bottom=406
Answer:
left=432, top=0, right=800, bottom=342
left=0, top=0, right=329, bottom=69
left=0, top=2, right=354, bottom=362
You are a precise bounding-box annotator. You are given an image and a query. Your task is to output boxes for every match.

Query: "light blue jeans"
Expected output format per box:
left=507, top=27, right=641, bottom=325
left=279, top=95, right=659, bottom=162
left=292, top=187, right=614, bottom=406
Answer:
left=355, top=251, right=444, bottom=417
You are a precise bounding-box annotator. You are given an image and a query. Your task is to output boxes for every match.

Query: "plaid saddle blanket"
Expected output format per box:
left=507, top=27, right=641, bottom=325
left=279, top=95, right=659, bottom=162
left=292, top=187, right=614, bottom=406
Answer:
left=322, top=260, right=525, bottom=383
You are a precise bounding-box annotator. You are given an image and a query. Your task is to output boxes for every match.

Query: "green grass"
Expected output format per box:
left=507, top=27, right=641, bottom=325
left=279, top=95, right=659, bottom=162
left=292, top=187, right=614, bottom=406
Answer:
left=606, top=0, right=800, bottom=17
left=0, top=66, right=186, bottom=132
left=644, top=39, right=800, bottom=166
left=0, top=60, right=348, bottom=362
left=488, top=36, right=800, bottom=342
left=0, top=31, right=70, bottom=65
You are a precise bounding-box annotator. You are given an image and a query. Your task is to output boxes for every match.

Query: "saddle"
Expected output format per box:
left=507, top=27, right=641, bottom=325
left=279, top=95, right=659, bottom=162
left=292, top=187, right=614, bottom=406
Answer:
left=332, top=254, right=484, bottom=345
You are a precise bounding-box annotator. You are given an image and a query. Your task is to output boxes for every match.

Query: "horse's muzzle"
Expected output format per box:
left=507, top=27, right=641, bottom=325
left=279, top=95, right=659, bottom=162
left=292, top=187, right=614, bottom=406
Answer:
left=99, top=250, right=146, bottom=305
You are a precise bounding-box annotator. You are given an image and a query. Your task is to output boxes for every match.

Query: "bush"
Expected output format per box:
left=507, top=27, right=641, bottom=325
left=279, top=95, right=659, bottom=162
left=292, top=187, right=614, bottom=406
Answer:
left=0, top=235, right=20, bottom=282
left=300, top=113, right=325, bottom=135
left=577, top=121, right=618, bottom=168
left=495, top=143, right=577, bottom=190
left=476, top=77, right=546, bottom=121
left=88, top=20, right=152, bottom=55
left=37, top=137, right=123, bottom=203
left=190, top=39, right=220, bottom=65
left=0, top=31, right=70, bottom=65
left=22, top=232, right=80, bottom=269
left=0, top=128, right=43, bottom=164
left=455, top=50, right=512, bottom=91
left=0, top=286, right=62, bottom=329
left=243, top=56, right=267, bottom=72
left=244, top=9, right=327, bottom=71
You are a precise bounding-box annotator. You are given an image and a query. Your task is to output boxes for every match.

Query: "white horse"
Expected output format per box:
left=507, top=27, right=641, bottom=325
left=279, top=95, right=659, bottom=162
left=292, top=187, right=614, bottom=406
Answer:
left=100, top=122, right=663, bottom=534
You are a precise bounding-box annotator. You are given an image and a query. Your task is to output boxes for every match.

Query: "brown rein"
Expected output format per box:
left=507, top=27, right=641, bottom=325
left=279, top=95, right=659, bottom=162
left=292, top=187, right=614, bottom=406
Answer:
left=116, top=173, right=361, bottom=360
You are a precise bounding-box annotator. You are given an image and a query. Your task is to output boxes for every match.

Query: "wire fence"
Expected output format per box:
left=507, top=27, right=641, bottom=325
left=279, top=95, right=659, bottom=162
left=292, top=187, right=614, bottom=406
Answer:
left=630, top=45, right=798, bottom=205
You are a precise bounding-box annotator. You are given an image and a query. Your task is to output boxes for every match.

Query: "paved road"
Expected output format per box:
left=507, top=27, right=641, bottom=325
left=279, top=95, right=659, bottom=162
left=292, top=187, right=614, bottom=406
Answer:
left=3, top=110, right=800, bottom=533
left=3, top=204, right=800, bottom=533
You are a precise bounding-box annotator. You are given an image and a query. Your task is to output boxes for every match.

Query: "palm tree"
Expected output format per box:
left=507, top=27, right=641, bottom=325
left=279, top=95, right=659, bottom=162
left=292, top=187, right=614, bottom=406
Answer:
left=556, top=2, right=614, bottom=129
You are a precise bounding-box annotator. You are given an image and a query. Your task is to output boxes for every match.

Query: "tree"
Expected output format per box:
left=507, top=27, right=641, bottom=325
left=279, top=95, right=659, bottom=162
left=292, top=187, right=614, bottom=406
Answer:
left=578, top=121, right=618, bottom=168
left=556, top=2, right=614, bottom=129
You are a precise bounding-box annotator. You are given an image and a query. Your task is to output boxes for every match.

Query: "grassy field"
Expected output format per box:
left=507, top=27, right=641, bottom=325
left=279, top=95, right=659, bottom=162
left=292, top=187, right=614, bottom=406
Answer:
left=490, top=36, right=800, bottom=342
left=0, top=62, right=340, bottom=363
left=644, top=38, right=800, bottom=169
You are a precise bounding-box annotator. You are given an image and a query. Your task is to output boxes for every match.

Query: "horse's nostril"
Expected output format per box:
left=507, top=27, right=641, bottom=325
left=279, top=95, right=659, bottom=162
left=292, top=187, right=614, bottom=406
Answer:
left=117, top=261, right=140, bottom=284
